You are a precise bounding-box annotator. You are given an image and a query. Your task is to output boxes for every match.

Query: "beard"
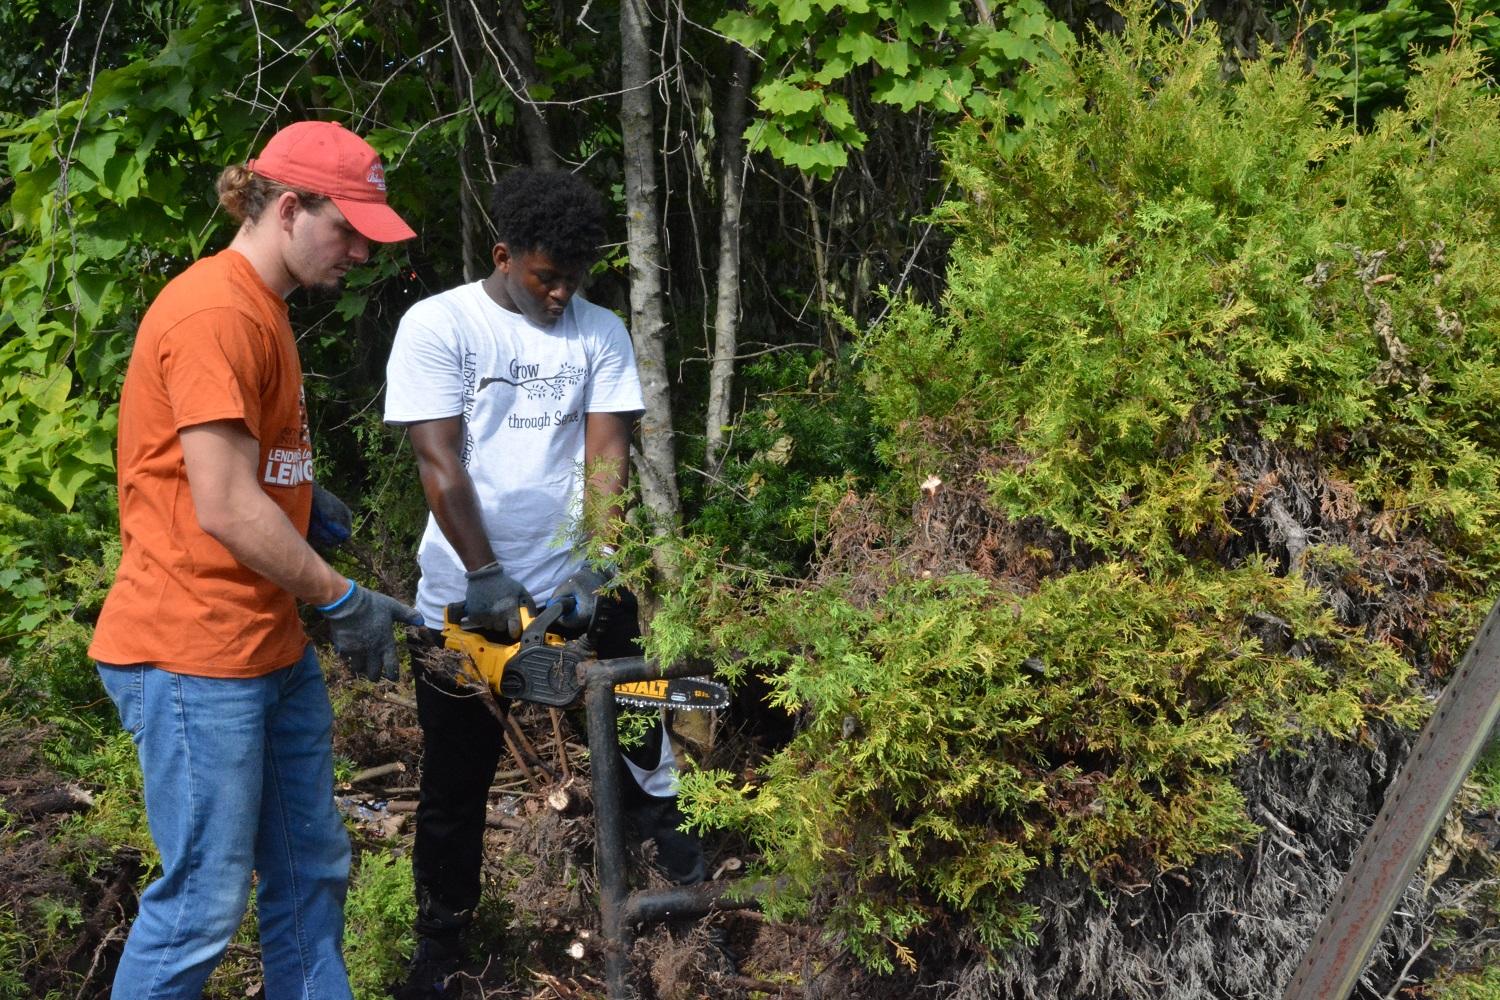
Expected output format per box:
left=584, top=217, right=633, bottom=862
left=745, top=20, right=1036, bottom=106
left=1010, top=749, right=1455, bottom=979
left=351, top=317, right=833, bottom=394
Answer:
left=288, top=259, right=348, bottom=295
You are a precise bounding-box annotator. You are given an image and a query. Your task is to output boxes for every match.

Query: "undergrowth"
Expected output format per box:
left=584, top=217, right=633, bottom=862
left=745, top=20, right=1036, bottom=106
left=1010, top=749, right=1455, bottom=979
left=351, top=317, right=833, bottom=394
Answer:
left=647, top=12, right=1500, bottom=974
left=343, top=850, right=417, bottom=1000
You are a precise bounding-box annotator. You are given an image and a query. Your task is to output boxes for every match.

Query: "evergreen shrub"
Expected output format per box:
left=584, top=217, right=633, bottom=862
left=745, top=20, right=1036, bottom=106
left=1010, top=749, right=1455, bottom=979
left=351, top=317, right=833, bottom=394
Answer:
left=658, top=14, right=1500, bottom=971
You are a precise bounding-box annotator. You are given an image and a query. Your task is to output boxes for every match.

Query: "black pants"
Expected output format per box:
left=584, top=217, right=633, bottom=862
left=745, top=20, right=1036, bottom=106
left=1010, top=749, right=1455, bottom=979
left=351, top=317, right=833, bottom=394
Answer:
left=408, top=590, right=701, bottom=945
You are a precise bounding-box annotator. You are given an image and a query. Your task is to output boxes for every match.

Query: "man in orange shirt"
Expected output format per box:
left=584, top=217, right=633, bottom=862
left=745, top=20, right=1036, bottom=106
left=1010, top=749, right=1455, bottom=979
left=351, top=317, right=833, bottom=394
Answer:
left=89, top=121, right=421, bottom=1000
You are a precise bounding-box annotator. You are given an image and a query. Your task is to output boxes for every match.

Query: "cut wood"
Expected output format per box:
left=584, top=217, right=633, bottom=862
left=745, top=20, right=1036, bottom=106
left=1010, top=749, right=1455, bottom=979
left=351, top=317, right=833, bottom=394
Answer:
left=5, top=783, right=94, bottom=817
left=485, top=813, right=525, bottom=831
left=545, top=777, right=591, bottom=816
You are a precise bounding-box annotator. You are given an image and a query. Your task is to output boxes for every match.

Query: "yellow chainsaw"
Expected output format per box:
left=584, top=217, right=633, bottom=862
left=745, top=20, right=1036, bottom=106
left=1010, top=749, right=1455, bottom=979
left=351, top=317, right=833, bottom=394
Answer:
left=440, top=601, right=729, bottom=711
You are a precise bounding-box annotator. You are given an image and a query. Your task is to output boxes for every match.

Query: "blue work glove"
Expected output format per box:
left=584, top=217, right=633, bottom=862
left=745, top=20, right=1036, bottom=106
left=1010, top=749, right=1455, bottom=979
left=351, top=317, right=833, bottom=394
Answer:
left=319, top=581, right=424, bottom=681
left=308, top=483, right=352, bottom=554
left=463, top=561, right=536, bottom=638
left=553, top=566, right=611, bottom=631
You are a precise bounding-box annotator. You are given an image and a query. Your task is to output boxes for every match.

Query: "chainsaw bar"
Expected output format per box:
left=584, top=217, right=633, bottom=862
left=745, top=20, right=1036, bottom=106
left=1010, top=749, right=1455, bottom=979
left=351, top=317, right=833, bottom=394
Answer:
left=613, top=677, right=731, bottom=712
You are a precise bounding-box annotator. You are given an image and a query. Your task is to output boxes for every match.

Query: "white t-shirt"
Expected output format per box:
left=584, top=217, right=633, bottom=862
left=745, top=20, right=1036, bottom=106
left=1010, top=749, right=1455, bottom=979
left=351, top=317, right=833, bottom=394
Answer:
left=385, top=281, right=644, bottom=627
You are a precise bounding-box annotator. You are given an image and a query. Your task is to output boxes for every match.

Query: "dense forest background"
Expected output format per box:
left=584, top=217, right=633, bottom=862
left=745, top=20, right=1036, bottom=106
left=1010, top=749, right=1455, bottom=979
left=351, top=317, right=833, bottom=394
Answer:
left=5, top=0, right=1500, bottom=997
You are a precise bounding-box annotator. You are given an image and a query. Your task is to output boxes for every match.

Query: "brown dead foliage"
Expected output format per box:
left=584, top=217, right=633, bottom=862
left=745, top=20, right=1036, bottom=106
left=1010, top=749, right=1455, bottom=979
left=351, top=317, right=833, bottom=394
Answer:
left=808, top=412, right=1462, bottom=687
left=810, top=420, right=1076, bottom=606
left=1226, top=433, right=1457, bottom=674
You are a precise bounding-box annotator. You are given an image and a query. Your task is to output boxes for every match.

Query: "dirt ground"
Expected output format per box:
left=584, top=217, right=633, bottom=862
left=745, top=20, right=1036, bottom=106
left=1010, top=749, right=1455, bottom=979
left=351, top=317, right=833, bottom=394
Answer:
left=0, top=664, right=868, bottom=1000
left=326, top=677, right=867, bottom=1000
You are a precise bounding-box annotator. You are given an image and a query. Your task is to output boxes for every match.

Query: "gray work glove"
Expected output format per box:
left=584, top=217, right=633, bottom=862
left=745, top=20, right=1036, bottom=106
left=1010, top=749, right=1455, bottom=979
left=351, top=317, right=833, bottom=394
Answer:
left=552, top=566, right=610, bottom=631
left=320, top=583, right=424, bottom=681
left=463, top=561, right=535, bottom=638
left=308, top=483, right=352, bottom=554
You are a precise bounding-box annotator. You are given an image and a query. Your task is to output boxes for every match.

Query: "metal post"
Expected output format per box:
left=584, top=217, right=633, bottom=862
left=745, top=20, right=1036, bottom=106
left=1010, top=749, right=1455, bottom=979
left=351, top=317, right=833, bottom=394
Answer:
left=1281, top=597, right=1500, bottom=1000
left=623, top=879, right=776, bottom=926
left=584, top=661, right=634, bottom=998
left=582, top=655, right=771, bottom=998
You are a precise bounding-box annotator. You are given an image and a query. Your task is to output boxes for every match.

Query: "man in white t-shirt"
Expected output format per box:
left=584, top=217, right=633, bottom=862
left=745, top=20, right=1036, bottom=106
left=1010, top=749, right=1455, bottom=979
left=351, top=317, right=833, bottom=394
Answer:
left=384, top=169, right=703, bottom=999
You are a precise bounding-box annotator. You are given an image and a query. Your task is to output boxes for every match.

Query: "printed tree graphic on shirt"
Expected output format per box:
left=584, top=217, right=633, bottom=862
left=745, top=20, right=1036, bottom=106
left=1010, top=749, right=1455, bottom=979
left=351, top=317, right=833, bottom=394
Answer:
left=479, top=362, right=585, bottom=401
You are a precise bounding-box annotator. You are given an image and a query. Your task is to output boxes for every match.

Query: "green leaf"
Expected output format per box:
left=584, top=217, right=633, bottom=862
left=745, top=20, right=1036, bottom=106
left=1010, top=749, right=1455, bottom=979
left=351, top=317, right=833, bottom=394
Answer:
left=71, top=270, right=114, bottom=326
left=903, top=0, right=959, bottom=29
left=775, top=0, right=815, bottom=25
left=835, top=28, right=883, bottom=66
left=27, top=368, right=72, bottom=411
left=47, top=456, right=94, bottom=510
left=821, top=94, right=859, bottom=133
left=141, top=74, right=193, bottom=116
left=103, top=144, right=152, bottom=202
left=715, top=9, right=775, bottom=44
left=335, top=291, right=368, bottom=322
left=76, top=231, right=130, bottom=261
left=756, top=79, right=824, bottom=117
left=876, top=38, right=914, bottom=77
left=781, top=137, right=848, bottom=176
left=73, top=130, right=119, bottom=182
left=10, top=163, right=59, bottom=230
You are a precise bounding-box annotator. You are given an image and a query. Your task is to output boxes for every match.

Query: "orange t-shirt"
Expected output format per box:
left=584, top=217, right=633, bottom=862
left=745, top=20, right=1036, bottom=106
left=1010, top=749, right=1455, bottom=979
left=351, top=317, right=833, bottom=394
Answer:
left=89, top=250, right=314, bottom=677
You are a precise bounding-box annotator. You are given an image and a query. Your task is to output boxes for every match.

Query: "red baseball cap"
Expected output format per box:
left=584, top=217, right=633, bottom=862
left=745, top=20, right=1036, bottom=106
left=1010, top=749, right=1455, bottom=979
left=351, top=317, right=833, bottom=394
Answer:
left=247, top=121, right=416, bottom=243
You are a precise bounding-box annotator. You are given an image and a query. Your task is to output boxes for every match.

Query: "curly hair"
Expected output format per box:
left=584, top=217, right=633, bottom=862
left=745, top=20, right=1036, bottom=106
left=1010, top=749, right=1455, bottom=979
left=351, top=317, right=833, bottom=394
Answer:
left=489, top=168, right=607, bottom=268
left=216, top=165, right=328, bottom=224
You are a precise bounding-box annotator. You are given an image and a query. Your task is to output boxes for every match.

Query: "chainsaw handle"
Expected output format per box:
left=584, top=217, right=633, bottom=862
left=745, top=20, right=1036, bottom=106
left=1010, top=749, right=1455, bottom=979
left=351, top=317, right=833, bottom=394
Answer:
left=447, top=600, right=566, bottom=643
left=519, top=600, right=568, bottom=644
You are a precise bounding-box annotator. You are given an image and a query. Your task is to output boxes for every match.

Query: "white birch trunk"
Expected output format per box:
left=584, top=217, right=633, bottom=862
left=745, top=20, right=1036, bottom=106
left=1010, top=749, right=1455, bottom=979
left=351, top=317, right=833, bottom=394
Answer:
left=704, top=44, right=751, bottom=475
left=620, top=0, right=682, bottom=532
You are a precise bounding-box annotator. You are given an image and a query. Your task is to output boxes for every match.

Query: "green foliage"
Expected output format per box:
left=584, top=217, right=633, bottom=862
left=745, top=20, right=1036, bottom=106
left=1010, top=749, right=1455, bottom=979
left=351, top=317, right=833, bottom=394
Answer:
left=0, top=1, right=257, bottom=513
left=654, top=13, right=1500, bottom=970
left=1473, top=739, right=1500, bottom=812
left=343, top=851, right=418, bottom=1000
left=718, top=0, right=1068, bottom=176
left=684, top=348, right=884, bottom=572
left=1307, top=0, right=1500, bottom=124
left=0, top=906, right=32, bottom=1000
left=866, top=16, right=1500, bottom=578
left=673, top=560, right=1418, bottom=966
left=1431, top=967, right=1500, bottom=1000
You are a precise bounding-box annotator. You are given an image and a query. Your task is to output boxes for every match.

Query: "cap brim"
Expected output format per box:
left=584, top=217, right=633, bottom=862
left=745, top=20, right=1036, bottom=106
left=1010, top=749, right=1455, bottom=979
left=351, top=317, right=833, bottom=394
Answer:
left=332, top=197, right=417, bottom=243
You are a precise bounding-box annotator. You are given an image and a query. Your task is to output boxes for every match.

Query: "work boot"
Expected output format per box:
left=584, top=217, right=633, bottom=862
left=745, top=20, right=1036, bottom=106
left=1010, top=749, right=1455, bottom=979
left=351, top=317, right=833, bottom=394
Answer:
left=391, top=936, right=462, bottom=1000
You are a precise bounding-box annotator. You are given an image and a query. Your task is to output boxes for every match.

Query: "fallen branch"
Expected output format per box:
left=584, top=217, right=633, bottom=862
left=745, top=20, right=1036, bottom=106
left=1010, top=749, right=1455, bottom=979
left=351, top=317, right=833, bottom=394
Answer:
left=505, top=714, right=556, bottom=780
left=377, top=691, right=418, bottom=712
left=486, top=813, right=526, bottom=831
left=349, top=761, right=405, bottom=785
left=713, top=972, right=803, bottom=996
left=6, top=784, right=94, bottom=817
left=504, top=729, right=539, bottom=786
left=550, top=707, right=572, bottom=781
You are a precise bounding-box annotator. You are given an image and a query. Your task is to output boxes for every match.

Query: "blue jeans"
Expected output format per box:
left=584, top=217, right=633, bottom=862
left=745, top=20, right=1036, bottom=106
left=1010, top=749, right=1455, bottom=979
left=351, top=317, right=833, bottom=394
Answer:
left=98, top=644, right=353, bottom=1000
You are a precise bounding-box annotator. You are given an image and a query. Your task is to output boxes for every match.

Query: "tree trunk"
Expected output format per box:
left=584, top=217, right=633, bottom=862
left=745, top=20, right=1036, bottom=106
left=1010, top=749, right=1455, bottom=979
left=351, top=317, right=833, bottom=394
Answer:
left=703, top=43, right=751, bottom=475
left=500, top=1, right=558, bottom=169
left=619, top=0, right=682, bottom=535
left=449, top=18, right=480, bottom=282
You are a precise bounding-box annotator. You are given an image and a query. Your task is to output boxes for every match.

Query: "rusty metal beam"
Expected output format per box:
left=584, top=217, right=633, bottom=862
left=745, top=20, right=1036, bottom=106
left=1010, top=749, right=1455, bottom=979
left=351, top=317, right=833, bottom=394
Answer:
left=1281, top=598, right=1500, bottom=1000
